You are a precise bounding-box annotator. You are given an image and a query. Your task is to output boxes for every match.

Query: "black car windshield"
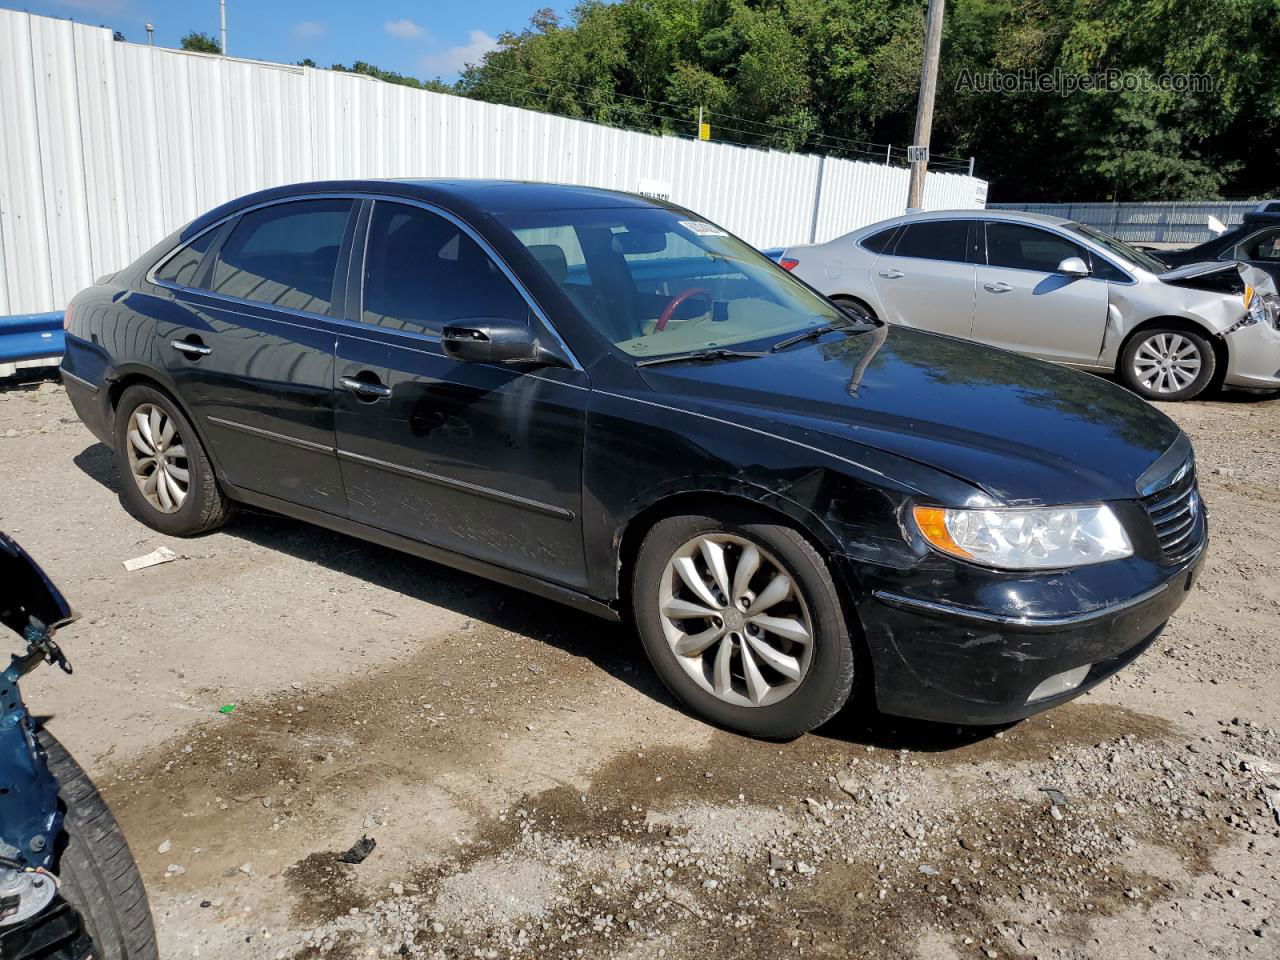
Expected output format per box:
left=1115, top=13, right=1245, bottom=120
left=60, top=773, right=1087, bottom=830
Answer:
left=1065, top=222, right=1168, bottom=273
left=496, top=206, right=843, bottom=359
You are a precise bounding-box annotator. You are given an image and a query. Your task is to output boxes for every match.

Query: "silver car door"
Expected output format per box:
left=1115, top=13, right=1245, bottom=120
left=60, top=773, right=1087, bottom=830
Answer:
left=869, top=219, right=977, bottom=337
left=973, top=221, right=1110, bottom=364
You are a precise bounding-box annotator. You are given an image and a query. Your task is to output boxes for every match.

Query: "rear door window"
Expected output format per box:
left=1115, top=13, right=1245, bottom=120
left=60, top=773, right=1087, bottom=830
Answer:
left=206, top=199, right=353, bottom=314
left=891, top=221, right=970, bottom=263
left=985, top=222, right=1085, bottom=273
left=360, top=201, right=528, bottom=336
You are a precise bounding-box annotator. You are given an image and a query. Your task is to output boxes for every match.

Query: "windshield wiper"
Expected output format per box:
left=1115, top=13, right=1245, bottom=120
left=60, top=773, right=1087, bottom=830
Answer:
left=770, top=321, right=856, bottom=353
left=635, top=348, right=767, bottom=368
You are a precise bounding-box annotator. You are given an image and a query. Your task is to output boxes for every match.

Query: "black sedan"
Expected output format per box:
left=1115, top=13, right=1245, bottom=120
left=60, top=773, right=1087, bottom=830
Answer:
left=60, top=180, right=1206, bottom=738
left=1158, top=210, right=1280, bottom=285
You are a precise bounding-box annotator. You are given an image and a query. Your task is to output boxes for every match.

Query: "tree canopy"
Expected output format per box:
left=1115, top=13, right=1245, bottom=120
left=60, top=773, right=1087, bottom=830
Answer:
left=451, top=0, right=1279, bottom=202
left=180, top=31, right=221, bottom=54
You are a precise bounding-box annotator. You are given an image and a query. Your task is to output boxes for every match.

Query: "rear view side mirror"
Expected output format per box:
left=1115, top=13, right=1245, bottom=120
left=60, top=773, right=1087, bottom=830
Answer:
left=441, top=317, right=567, bottom=368
left=1057, top=256, right=1090, bottom=278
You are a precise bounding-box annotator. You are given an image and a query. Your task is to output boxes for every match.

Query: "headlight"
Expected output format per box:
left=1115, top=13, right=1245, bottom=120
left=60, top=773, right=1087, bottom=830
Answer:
left=1243, top=286, right=1280, bottom=331
left=912, top=504, right=1133, bottom=569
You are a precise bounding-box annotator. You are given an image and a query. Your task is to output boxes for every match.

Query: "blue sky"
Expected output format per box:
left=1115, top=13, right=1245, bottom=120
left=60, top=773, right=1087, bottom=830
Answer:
left=3, top=0, right=559, bottom=80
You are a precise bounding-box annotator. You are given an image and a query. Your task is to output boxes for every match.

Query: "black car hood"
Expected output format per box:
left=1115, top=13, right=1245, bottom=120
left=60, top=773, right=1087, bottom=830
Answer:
left=637, top=325, right=1182, bottom=505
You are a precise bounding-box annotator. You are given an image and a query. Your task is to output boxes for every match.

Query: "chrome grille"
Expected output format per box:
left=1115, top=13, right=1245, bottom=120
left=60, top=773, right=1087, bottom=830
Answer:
left=1141, top=462, right=1202, bottom=561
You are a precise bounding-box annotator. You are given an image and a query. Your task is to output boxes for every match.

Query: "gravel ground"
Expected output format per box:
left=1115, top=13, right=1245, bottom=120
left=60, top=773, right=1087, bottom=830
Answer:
left=1, top=372, right=1278, bottom=960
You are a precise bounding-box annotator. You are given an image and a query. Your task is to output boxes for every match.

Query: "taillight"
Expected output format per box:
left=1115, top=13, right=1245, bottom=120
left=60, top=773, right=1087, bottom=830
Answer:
left=779, top=258, right=799, bottom=271
left=63, top=302, right=74, bottom=330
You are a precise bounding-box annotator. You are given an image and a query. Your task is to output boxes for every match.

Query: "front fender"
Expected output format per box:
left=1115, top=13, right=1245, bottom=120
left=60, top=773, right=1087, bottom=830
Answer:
left=581, top=389, right=969, bottom=603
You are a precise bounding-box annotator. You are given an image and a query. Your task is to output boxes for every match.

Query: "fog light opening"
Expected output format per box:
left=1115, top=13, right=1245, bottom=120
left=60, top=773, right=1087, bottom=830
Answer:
left=1026, top=664, right=1091, bottom=704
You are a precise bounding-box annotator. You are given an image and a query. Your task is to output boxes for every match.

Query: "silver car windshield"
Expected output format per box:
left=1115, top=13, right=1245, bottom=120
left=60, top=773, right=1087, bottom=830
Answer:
left=1066, top=222, right=1168, bottom=273
left=497, top=207, right=842, bottom=359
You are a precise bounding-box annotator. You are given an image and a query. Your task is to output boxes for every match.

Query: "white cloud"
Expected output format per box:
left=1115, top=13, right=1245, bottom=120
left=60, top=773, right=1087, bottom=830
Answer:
left=384, top=18, right=426, bottom=40
left=291, top=21, right=326, bottom=40
left=419, top=30, right=499, bottom=76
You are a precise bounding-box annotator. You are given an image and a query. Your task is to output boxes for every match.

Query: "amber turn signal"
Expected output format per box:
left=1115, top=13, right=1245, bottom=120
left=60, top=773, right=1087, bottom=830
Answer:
left=912, top=505, right=973, bottom=560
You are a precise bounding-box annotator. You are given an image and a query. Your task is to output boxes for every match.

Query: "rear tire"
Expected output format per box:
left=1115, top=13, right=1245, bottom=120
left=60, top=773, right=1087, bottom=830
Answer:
left=831, top=295, right=878, bottom=323
left=1119, top=327, right=1216, bottom=401
left=40, top=731, right=158, bottom=960
left=112, top=384, right=232, bottom=536
left=632, top=511, right=857, bottom=739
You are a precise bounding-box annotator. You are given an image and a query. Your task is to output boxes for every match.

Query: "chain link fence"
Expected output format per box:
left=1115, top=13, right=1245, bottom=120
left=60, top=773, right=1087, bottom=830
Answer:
left=988, top=202, right=1268, bottom=245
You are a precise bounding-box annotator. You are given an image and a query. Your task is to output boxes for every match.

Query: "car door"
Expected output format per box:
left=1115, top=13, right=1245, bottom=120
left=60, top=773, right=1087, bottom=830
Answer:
left=332, top=199, right=590, bottom=590
left=869, top=219, right=978, bottom=337
left=972, top=221, right=1110, bottom=364
left=155, top=197, right=355, bottom=514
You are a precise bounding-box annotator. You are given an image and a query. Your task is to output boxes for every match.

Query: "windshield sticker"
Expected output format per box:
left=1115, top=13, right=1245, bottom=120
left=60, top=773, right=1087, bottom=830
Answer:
left=679, top=220, right=729, bottom=237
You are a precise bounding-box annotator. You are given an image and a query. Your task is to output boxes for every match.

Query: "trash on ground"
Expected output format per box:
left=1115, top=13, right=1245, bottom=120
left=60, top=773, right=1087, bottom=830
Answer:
left=218, top=703, right=237, bottom=715
left=338, top=835, right=377, bottom=864
left=1040, top=787, right=1069, bottom=807
left=122, top=546, right=179, bottom=571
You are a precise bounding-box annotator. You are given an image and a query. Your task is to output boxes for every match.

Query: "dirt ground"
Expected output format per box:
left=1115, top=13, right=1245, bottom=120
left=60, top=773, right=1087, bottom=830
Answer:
left=1, top=373, right=1278, bottom=960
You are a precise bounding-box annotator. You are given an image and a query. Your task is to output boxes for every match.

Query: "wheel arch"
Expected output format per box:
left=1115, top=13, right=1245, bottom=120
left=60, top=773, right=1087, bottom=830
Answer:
left=612, top=483, right=857, bottom=618
left=104, top=367, right=224, bottom=477
left=828, top=293, right=879, bottom=321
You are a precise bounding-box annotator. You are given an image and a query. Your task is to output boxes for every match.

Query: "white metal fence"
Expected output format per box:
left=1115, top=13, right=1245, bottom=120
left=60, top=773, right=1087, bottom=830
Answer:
left=0, top=11, right=986, bottom=316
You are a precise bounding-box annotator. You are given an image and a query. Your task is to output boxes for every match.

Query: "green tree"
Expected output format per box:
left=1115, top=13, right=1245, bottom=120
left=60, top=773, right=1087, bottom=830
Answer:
left=180, top=31, right=221, bottom=54
left=329, top=61, right=453, bottom=94
left=454, top=0, right=1280, bottom=201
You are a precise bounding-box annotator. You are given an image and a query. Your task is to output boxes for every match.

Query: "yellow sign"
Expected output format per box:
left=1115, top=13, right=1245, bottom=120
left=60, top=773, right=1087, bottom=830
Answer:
left=698, top=122, right=711, bottom=141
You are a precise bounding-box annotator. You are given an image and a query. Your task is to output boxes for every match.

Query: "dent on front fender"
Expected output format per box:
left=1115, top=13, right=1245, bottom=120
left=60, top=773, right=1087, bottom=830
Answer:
left=1099, top=283, right=1246, bottom=368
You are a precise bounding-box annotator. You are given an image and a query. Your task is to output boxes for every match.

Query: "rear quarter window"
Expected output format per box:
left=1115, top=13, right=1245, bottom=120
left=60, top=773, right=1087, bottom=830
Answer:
left=860, top=226, right=899, bottom=255
left=154, top=230, right=216, bottom=287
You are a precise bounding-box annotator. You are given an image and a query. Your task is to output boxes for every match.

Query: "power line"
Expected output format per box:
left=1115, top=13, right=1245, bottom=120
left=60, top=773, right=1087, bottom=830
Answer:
left=472, top=62, right=976, bottom=173
left=472, top=62, right=900, bottom=158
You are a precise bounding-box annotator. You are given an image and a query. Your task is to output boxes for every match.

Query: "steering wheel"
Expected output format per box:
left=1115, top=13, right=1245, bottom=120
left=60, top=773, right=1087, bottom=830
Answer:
left=656, top=288, right=712, bottom=332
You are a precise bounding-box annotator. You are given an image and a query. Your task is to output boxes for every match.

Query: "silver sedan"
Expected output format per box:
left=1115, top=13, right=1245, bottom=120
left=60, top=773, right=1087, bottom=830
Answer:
left=780, top=210, right=1280, bottom=401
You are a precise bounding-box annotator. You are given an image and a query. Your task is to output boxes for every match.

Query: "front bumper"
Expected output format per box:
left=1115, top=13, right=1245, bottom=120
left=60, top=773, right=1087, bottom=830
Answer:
left=1221, top=309, right=1280, bottom=388
left=846, top=544, right=1206, bottom=725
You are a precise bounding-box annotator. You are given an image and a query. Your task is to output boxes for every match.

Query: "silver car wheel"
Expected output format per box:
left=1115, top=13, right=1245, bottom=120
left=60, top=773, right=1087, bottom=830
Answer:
left=125, top=403, right=189, bottom=514
left=658, top=533, right=814, bottom=708
left=1132, top=332, right=1202, bottom=394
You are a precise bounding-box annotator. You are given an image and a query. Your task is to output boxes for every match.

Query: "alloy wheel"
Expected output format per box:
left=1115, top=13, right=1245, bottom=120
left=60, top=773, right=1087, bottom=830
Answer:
left=658, top=533, right=814, bottom=708
left=125, top=403, right=190, bottom=513
left=1131, top=333, right=1202, bottom=395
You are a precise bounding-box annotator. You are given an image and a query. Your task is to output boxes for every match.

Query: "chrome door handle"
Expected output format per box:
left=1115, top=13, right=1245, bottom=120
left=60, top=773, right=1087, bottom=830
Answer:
left=170, top=339, right=211, bottom=356
left=878, top=269, right=905, bottom=279
left=983, top=281, right=1013, bottom=293
left=340, top=376, right=392, bottom=399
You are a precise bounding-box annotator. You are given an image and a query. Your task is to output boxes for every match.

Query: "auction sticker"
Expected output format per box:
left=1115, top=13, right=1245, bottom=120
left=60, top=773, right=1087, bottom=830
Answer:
left=679, top=220, right=729, bottom=237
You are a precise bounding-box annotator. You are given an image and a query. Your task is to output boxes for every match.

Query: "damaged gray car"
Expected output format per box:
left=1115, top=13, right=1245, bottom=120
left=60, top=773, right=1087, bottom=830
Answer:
left=780, top=210, right=1280, bottom=401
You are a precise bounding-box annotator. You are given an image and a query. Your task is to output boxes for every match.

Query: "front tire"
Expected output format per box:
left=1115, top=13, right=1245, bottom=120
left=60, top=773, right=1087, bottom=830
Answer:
left=1120, top=327, right=1216, bottom=401
left=112, top=384, right=231, bottom=536
left=632, top=512, right=856, bottom=739
left=41, top=731, right=159, bottom=960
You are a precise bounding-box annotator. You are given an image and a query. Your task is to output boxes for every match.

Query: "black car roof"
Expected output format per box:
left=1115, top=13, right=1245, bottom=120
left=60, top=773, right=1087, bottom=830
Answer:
left=186, top=178, right=672, bottom=235
left=1243, top=211, right=1280, bottom=226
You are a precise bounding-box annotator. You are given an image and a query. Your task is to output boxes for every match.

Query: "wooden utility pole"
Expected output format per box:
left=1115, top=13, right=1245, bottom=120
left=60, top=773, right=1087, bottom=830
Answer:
left=906, top=0, right=946, bottom=209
